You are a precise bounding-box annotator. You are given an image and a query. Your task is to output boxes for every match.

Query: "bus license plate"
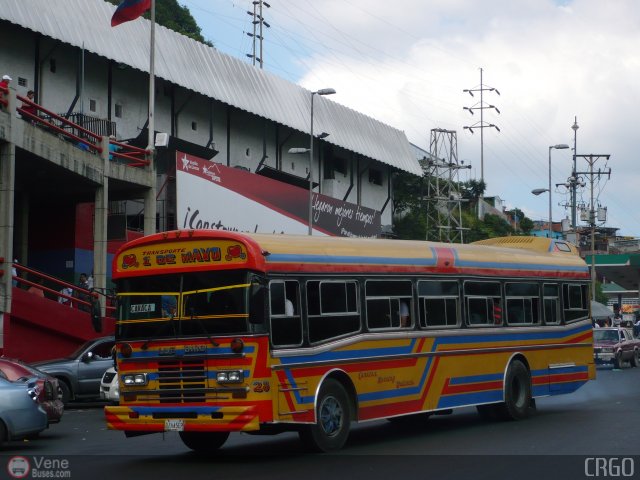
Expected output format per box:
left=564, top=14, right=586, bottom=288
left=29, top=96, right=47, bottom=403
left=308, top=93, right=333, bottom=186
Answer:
left=164, top=419, right=185, bottom=432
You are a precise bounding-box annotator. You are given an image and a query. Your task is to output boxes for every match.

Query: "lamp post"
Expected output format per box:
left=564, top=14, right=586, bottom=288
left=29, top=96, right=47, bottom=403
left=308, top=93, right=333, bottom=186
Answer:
left=532, top=144, right=569, bottom=238
left=307, top=88, right=335, bottom=235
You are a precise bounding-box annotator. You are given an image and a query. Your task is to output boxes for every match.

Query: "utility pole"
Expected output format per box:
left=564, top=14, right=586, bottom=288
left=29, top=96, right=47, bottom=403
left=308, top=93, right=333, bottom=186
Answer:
left=246, top=0, right=270, bottom=68
left=463, top=68, right=500, bottom=218
left=575, top=154, right=611, bottom=301
left=570, top=117, right=579, bottom=229
left=425, top=129, right=470, bottom=243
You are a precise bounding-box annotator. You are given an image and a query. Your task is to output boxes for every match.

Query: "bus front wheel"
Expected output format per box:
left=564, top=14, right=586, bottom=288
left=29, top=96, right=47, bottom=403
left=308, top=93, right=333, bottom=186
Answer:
left=500, top=360, right=533, bottom=420
left=299, top=379, right=351, bottom=452
left=179, top=431, right=229, bottom=453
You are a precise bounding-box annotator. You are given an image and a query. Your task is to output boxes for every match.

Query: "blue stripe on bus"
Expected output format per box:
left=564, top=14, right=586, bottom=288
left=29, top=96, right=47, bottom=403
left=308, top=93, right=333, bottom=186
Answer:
left=127, top=345, right=255, bottom=359
left=437, top=390, right=503, bottom=409
left=531, top=365, right=588, bottom=377
left=278, top=323, right=590, bottom=367
left=280, top=323, right=589, bottom=407
left=278, top=339, right=418, bottom=365
left=449, top=373, right=504, bottom=385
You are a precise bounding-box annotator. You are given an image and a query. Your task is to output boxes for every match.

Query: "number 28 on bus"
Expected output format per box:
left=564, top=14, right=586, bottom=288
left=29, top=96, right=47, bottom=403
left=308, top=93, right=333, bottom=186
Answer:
left=104, top=230, right=595, bottom=452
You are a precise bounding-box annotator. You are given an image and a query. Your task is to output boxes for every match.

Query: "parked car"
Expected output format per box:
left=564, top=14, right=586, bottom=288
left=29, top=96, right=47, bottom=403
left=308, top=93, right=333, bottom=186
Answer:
left=593, top=327, right=640, bottom=368
left=0, top=358, right=64, bottom=424
left=99, top=367, right=119, bottom=403
left=0, top=376, right=48, bottom=445
left=34, top=336, right=115, bottom=404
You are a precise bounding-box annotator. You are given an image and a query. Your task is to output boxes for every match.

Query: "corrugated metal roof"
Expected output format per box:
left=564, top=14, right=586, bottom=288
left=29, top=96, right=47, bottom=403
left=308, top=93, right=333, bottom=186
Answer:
left=0, top=0, right=422, bottom=175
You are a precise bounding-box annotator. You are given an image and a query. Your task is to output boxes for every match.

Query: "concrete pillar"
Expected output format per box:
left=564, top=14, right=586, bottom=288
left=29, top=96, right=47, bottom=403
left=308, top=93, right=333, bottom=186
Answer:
left=0, top=88, right=16, bottom=350
left=93, top=136, right=109, bottom=316
left=143, top=150, right=156, bottom=235
left=0, top=141, right=16, bottom=314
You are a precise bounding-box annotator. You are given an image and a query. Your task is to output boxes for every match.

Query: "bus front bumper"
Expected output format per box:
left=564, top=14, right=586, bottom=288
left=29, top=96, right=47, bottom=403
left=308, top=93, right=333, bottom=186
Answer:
left=104, top=405, right=261, bottom=433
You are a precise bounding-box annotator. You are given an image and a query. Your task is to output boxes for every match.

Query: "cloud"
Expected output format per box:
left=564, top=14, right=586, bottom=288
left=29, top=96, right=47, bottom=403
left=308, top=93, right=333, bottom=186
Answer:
left=191, top=0, right=640, bottom=236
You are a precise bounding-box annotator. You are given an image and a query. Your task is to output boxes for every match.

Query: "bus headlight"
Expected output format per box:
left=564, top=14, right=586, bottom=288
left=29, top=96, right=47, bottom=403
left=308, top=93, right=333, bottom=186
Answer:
left=216, top=370, right=244, bottom=384
left=122, top=373, right=148, bottom=386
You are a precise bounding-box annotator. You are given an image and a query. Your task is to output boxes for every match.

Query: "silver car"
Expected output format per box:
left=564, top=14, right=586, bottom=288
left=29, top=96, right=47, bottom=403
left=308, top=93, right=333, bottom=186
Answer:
left=34, top=336, right=115, bottom=404
left=0, top=377, right=48, bottom=444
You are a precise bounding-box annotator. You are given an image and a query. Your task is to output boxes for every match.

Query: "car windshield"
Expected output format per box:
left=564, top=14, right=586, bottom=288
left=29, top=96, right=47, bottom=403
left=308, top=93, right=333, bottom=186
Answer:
left=116, top=270, right=255, bottom=340
left=594, top=329, right=620, bottom=342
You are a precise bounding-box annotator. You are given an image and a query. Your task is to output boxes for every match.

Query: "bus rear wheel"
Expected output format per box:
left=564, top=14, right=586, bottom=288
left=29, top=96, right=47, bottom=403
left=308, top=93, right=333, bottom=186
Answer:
left=499, top=360, right=533, bottom=420
left=299, top=379, right=351, bottom=452
left=179, top=431, right=229, bottom=453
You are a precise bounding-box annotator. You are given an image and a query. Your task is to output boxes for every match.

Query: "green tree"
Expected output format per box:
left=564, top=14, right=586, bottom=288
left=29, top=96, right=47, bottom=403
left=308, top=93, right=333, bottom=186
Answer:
left=106, top=0, right=212, bottom=46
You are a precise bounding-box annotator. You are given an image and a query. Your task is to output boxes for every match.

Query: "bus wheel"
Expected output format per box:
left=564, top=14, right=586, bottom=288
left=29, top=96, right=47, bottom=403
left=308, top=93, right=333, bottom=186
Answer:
left=299, top=379, right=351, bottom=452
left=500, top=360, right=533, bottom=420
left=179, top=431, right=229, bottom=453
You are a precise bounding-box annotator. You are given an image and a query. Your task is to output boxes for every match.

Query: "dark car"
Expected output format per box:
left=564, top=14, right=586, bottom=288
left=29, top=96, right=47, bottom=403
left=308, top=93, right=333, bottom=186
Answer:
left=0, top=358, right=64, bottom=424
left=593, top=327, right=640, bottom=368
left=33, top=336, right=115, bottom=404
left=0, top=377, right=48, bottom=444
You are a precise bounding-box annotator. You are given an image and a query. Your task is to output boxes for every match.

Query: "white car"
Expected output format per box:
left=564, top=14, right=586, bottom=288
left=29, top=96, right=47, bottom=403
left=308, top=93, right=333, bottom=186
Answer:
left=99, top=367, right=119, bottom=403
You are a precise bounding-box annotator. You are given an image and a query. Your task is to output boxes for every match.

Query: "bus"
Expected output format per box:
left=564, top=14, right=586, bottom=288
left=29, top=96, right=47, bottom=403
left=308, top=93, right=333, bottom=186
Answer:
left=104, top=230, right=595, bottom=452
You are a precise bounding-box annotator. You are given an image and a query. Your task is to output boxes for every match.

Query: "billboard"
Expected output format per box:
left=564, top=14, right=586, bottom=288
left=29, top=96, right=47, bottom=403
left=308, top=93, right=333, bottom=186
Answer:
left=176, top=152, right=381, bottom=237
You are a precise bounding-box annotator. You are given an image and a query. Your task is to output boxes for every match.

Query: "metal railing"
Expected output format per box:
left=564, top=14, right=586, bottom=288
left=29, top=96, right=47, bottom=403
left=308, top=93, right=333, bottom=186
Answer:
left=15, top=94, right=150, bottom=167
left=11, top=263, right=115, bottom=316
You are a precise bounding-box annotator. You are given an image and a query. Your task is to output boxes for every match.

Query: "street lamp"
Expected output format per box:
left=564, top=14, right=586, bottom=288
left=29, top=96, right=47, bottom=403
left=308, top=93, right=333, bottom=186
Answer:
left=532, top=144, right=569, bottom=239
left=306, top=88, right=335, bottom=235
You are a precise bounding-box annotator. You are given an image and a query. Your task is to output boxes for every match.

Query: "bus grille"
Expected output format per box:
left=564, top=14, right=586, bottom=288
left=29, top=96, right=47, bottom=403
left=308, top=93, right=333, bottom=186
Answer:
left=157, top=360, right=206, bottom=403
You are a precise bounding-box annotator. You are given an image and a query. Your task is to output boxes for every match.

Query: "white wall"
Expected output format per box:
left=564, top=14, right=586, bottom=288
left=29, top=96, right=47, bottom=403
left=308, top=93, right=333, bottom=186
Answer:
left=1, top=21, right=397, bottom=234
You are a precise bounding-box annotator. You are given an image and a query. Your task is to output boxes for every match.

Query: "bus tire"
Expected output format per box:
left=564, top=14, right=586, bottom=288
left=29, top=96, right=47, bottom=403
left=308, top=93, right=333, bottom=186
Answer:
left=499, top=360, right=533, bottom=420
left=299, top=379, right=351, bottom=452
left=179, top=431, right=229, bottom=453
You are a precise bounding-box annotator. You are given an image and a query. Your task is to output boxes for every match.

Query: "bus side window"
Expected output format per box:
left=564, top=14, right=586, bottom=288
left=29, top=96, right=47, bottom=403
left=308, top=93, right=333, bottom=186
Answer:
left=269, top=280, right=302, bottom=348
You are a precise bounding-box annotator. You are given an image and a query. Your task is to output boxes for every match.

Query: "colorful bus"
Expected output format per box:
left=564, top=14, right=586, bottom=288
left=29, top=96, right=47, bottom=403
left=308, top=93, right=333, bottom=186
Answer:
left=104, top=230, right=595, bottom=452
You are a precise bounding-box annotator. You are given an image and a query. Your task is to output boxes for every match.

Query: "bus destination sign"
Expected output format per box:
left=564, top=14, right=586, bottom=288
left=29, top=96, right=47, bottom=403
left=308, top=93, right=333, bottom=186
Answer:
left=115, top=240, right=248, bottom=273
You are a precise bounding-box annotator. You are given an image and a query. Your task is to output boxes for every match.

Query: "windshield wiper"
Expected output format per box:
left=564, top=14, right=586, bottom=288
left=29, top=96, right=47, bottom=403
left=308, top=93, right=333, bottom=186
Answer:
left=188, top=307, right=220, bottom=347
left=140, top=313, right=177, bottom=351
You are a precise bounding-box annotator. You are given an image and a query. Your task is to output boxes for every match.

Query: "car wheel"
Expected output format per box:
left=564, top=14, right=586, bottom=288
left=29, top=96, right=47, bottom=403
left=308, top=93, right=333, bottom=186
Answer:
left=631, top=350, right=639, bottom=368
left=58, top=380, right=72, bottom=405
left=613, top=353, right=622, bottom=369
left=498, top=360, right=533, bottom=420
left=299, top=379, right=351, bottom=452
left=179, top=431, right=229, bottom=453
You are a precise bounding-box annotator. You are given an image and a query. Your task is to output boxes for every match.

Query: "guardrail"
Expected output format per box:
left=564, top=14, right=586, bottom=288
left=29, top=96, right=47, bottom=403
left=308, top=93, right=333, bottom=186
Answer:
left=12, top=263, right=115, bottom=316
left=15, top=93, right=150, bottom=167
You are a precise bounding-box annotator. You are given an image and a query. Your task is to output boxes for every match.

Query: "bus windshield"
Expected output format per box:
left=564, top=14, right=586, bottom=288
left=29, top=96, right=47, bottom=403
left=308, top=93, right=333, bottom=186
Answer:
left=116, top=270, right=253, bottom=340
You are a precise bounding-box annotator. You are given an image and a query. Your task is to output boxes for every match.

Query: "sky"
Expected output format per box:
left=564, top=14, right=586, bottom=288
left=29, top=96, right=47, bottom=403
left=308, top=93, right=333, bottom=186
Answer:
left=182, top=0, right=640, bottom=237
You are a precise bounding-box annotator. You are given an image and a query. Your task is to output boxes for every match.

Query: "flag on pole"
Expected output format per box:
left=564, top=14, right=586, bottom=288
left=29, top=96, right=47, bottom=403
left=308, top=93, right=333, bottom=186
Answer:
left=111, top=0, right=151, bottom=27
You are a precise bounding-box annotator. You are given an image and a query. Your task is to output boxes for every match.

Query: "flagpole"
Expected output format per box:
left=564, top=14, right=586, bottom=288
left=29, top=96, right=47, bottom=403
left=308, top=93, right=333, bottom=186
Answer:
left=144, top=0, right=157, bottom=235
left=148, top=0, right=155, bottom=151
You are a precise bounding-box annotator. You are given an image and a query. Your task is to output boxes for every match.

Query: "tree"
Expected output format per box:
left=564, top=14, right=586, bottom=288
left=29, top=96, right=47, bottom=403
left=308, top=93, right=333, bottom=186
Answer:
left=105, top=0, right=212, bottom=46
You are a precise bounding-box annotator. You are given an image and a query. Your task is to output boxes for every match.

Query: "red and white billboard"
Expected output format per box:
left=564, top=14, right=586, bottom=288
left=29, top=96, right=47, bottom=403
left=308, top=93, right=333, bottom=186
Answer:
left=176, top=152, right=381, bottom=237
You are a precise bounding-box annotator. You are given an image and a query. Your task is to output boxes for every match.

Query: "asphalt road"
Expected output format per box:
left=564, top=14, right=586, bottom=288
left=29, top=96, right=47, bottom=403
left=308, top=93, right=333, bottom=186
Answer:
left=2, top=365, right=639, bottom=480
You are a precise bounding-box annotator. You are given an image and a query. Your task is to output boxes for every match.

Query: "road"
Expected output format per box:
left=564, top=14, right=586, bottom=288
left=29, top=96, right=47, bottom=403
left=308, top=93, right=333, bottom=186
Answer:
left=2, top=366, right=639, bottom=480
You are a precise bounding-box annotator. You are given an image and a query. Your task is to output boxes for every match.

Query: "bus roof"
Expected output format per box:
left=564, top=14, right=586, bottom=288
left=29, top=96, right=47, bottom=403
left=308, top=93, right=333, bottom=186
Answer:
left=111, top=230, right=588, bottom=280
